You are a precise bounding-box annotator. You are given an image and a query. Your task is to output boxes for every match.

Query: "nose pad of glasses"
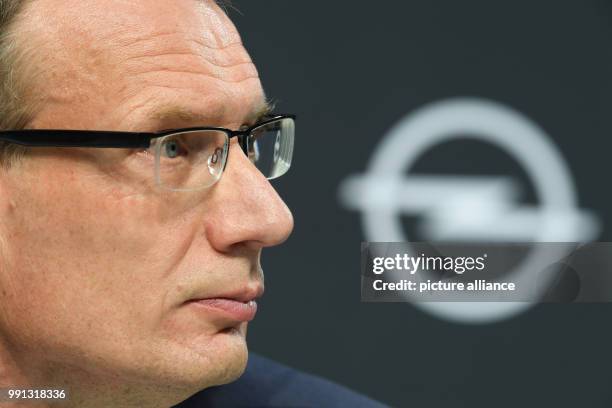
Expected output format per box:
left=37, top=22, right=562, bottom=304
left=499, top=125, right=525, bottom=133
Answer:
left=207, top=147, right=224, bottom=177
left=247, top=136, right=260, bottom=164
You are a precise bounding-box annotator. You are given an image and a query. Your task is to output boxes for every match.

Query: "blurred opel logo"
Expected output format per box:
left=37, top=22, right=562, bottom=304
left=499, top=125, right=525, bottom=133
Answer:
left=339, top=97, right=599, bottom=324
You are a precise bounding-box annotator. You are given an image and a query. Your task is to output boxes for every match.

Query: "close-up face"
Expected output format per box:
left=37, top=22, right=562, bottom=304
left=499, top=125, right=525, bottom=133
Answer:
left=0, top=0, right=293, bottom=404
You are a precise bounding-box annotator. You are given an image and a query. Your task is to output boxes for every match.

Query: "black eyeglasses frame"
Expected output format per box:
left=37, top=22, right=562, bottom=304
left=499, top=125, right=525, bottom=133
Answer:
left=0, top=114, right=296, bottom=158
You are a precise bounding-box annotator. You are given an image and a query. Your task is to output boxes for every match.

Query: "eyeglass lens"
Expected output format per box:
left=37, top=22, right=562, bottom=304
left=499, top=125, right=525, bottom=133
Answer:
left=154, top=117, right=294, bottom=191
left=247, top=117, right=294, bottom=180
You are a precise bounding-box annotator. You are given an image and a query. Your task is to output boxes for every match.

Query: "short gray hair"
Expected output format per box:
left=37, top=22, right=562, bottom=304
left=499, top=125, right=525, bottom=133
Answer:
left=0, top=0, right=36, bottom=167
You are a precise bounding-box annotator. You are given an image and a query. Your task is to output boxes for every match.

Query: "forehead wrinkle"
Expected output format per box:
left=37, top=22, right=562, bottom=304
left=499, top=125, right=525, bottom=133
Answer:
left=121, top=41, right=252, bottom=69
left=194, top=0, right=242, bottom=48
left=24, top=0, right=263, bottom=132
left=64, top=0, right=240, bottom=49
left=120, top=49, right=259, bottom=87
left=111, top=67, right=266, bottom=131
left=90, top=27, right=261, bottom=128
left=113, top=29, right=258, bottom=85
left=28, top=0, right=247, bottom=79
left=129, top=69, right=259, bottom=92
left=114, top=31, right=250, bottom=66
left=101, top=0, right=244, bottom=64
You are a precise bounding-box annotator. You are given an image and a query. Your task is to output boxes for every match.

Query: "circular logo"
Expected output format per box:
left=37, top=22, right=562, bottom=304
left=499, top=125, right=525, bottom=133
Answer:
left=340, top=97, right=599, bottom=324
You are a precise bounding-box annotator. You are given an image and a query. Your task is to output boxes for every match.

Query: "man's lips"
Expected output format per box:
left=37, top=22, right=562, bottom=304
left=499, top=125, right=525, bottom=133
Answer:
left=185, top=284, right=263, bottom=322
left=188, top=298, right=258, bottom=322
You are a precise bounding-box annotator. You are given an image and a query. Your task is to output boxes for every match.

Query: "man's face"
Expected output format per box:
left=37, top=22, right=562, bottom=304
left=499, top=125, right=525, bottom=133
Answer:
left=0, top=0, right=293, bottom=402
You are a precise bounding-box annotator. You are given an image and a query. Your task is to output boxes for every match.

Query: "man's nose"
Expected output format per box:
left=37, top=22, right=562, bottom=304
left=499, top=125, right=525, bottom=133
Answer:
left=203, top=142, right=294, bottom=252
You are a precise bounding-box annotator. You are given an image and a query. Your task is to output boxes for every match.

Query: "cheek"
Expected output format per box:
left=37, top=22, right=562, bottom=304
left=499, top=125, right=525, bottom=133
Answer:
left=0, top=166, right=195, bottom=355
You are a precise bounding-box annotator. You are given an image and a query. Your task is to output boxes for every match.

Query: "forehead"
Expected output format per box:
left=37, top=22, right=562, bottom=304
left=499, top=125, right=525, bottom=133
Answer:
left=23, top=0, right=265, bottom=129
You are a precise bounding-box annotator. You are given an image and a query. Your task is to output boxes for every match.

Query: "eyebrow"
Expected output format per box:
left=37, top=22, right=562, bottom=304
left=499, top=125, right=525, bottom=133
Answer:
left=147, top=100, right=274, bottom=130
left=248, top=101, right=275, bottom=124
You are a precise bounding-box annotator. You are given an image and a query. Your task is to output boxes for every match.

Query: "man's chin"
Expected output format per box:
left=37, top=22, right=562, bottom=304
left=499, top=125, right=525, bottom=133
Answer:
left=183, top=324, right=250, bottom=388
left=210, top=328, right=250, bottom=386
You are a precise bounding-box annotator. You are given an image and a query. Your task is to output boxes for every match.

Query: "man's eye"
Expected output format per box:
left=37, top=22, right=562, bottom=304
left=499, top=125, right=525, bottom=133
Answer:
left=162, top=138, right=187, bottom=159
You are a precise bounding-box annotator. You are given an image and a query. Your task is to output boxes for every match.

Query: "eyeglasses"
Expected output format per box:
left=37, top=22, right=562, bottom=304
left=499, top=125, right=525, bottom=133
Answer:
left=0, top=114, right=295, bottom=191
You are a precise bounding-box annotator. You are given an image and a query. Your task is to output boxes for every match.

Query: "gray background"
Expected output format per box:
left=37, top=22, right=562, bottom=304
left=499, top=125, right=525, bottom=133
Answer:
left=229, top=1, right=612, bottom=407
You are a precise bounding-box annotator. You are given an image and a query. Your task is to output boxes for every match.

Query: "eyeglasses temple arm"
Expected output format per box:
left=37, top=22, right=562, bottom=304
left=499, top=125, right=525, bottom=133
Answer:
left=0, top=130, right=154, bottom=148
